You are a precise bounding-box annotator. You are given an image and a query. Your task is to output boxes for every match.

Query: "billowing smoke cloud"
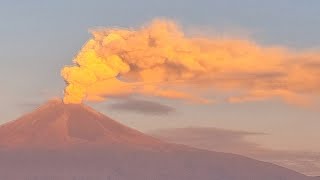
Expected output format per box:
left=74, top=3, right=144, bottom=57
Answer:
left=61, top=19, right=320, bottom=105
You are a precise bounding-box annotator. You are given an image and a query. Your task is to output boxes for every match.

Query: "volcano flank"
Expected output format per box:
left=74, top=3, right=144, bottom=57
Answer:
left=0, top=99, right=163, bottom=150
left=0, top=100, right=316, bottom=180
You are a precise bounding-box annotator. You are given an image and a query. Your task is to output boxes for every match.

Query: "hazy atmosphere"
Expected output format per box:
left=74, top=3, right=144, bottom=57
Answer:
left=1, top=0, right=320, bottom=177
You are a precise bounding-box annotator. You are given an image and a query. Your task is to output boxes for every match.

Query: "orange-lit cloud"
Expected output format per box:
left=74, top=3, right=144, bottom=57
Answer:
left=61, top=19, right=320, bottom=105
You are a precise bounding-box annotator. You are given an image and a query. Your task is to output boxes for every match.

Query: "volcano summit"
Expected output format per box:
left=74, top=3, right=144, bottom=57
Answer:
left=0, top=100, right=315, bottom=180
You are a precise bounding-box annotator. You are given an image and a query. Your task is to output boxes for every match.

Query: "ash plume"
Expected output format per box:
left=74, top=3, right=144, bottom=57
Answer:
left=61, top=19, right=320, bottom=106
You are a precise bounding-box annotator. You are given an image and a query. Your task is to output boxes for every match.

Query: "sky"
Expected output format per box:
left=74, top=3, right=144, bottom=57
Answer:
left=0, top=0, right=320, bottom=158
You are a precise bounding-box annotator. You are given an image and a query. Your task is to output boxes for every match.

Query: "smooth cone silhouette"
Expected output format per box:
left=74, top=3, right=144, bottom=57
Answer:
left=0, top=99, right=314, bottom=180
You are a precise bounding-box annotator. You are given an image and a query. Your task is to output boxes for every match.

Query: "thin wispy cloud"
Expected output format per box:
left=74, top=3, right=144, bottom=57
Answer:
left=107, top=98, right=175, bottom=115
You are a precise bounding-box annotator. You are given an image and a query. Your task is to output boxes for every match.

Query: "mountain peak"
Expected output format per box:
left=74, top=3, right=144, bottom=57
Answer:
left=38, top=98, right=98, bottom=115
left=0, top=100, right=163, bottom=150
left=0, top=100, right=313, bottom=180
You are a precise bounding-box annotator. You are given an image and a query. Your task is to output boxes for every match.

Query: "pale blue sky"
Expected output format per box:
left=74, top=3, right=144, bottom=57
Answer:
left=0, top=0, right=320, bottom=151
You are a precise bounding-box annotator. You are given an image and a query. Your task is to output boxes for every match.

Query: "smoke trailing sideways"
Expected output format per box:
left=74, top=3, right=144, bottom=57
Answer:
left=61, top=19, right=320, bottom=105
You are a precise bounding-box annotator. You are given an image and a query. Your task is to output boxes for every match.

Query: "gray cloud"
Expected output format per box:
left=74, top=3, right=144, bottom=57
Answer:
left=107, top=98, right=175, bottom=115
left=149, top=127, right=320, bottom=176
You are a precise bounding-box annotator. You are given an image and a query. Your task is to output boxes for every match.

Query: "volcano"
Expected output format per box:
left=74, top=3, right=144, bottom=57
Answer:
left=0, top=99, right=163, bottom=150
left=0, top=99, right=314, bottom=180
